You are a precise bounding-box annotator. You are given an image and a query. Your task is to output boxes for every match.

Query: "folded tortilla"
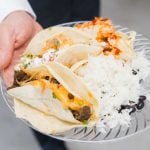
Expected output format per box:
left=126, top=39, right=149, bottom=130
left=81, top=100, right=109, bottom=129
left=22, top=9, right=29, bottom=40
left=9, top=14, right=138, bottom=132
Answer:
left=14, top=99, right=80, bottom=134
left=9, top=81, right=79, bottom=123
left=56, top=44, right=101, bottom=67
left=8, top=62, right=100, bottom=129
left=25, top=27, right=92, bottom=55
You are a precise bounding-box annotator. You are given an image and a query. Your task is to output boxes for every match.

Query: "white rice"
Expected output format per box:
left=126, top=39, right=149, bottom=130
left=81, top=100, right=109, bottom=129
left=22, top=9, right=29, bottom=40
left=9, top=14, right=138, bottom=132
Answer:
left=76, top=53, right=150, bottom=130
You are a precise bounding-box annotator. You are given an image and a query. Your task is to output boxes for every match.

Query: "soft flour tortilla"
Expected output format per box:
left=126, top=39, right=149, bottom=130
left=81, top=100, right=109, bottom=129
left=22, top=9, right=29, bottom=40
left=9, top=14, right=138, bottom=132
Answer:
left=44, top=62, right=98, bottom=105
left=25, top=44, right=101, bottom=70
left=8, top=62, right=100, bottom=125
left=108, top=32, right=136, bottom=61
left=14, top=99, right=79, bottom=134
left=25, top=27, right=92, bottom=55
left=24, top=26, right=68, bottom=55
left=71, top=60, right=88, bottom=75
left=56, top=44, right=101, bottom=67
left=44, top=62, right=99, bottom=116
left=8, top=81, right=79, bottom=124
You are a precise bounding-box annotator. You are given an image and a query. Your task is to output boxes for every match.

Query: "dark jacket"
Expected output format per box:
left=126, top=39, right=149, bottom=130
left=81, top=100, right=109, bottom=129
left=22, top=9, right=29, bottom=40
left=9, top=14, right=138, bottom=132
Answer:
left=29, top=0, right=100, bottom=27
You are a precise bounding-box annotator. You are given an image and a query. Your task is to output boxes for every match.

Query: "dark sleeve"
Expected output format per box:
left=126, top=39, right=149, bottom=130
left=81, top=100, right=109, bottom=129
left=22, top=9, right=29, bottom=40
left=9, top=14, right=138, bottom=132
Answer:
left=70, top=0, right=100, bottom=21
left=28, top=0, right=100, bottom=28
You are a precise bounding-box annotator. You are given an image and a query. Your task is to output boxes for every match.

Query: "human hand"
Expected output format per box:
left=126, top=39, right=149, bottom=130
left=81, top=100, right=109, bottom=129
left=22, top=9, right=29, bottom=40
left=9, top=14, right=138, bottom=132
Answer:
left=0, top=11, right=42, bottom=87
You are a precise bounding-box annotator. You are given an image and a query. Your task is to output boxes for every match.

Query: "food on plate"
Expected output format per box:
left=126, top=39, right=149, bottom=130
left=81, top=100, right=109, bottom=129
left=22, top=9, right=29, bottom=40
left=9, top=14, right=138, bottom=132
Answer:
left=24, top=26, right=92, bottom=55
left=14, top=99, right=79, bottom=134
left=15, top=44, right=101, bottom=71
left=8, top=62, right=99, bottom=133
left=6, top=17, right=150, bottom=134
left=76, top=17, right=136, bottom=61
left=55, top=44, right=101, bottom=67
left=71, top=54, right=150, bottom=128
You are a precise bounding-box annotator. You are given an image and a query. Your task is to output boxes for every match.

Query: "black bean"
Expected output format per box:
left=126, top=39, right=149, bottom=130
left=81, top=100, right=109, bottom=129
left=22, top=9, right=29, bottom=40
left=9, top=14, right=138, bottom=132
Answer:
left=118, top=105, right=131, bottom=113
left=119, top=105, right=125, bottom=111
left=129, top=107, right=136, bottom=115
left=132, top=69, right=137, bottom=75
left=122, top=105, right=131, bottom=109
left=119, top=104, right=138, bottom=114
left=139, top=95, right=146, bottom=102
left=136, top=102, right=145, bottom=110
left=68, top=93, right=74, bottom=99
left=119, top=95, right=146, bottom=114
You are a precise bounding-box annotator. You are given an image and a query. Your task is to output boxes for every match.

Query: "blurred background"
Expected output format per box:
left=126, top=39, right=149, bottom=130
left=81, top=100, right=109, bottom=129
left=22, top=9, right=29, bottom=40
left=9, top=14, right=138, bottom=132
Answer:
left=102, top=0, right=150, bottom=38
left=1, top=0, right=150, bottom=150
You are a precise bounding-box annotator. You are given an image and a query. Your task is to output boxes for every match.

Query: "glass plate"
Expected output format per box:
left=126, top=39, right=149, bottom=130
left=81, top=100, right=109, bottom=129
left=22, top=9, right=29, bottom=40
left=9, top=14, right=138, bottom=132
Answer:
left=1, top=22, right=150, bottom=142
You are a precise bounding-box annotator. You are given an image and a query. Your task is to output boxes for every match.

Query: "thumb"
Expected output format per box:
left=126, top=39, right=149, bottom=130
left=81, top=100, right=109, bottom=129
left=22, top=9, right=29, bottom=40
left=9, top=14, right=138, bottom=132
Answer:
left=0, top=25, right=14, bottom=70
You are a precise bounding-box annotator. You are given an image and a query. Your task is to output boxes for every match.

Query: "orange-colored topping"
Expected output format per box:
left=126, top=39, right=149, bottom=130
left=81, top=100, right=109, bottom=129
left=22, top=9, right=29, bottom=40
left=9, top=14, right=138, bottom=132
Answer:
left=50, top=82, right=91, bottom=110
left=44, top=38, right=60, bottom=50
left=42, top=34, right=73, bottom=52
left=102, top=46, right=112, bottom=55
left=31, top=79, right=91, bottom=111
left=114, top=47, right=121, bottom=55
left=75, top=17, right=112, bottom=29
left=102, top=44, right=121, bottom=57
left=75, top=17, right=116, bottom=42
left=76, top=17, right=122, bottom=57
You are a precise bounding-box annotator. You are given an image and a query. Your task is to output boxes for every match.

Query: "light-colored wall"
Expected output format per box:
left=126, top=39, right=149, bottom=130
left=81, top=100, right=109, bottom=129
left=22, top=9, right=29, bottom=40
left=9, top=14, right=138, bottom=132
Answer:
left=102, top=0, right=150, bottom=38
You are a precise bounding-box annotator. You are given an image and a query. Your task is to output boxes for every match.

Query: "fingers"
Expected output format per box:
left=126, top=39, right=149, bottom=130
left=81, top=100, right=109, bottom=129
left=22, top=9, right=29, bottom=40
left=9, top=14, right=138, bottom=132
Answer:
left=0, top=25, right=14, bottom=70
left=2, top=65, right=14, bottom=88
left=14, top=27, right=33, bottom=49
left=14, top=22, right=42, bottom=49
left=3, top=44, right=27, bottom=87
left=14, top=21, right=43, bottom=50
left=34, top=21, right=43, bottom=33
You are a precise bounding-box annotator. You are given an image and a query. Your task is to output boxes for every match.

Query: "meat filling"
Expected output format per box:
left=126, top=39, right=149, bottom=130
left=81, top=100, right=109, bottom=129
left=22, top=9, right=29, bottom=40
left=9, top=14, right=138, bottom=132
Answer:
left=12, top=70, right=31, bottom=87
left=12, top=71, right=92, bottom=122
left=71, top=106, right=91, bottom=122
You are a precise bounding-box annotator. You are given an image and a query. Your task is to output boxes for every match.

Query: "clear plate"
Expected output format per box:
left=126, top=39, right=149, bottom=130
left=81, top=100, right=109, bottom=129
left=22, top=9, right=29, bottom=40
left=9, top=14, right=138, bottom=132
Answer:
left=1, top=22, right=150, bottom=142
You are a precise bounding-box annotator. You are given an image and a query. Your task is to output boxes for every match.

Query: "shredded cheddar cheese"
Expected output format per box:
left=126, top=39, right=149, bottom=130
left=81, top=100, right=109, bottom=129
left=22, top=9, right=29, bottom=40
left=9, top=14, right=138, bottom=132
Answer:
left=49, top=82, right=91, bottom=110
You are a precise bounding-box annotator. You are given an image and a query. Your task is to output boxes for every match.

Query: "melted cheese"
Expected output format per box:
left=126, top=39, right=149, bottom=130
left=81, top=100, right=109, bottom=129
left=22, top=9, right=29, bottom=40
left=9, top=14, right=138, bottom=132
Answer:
left=49, top=82, right=91, bottom=111
left=31, top=79, right=91, bottom=111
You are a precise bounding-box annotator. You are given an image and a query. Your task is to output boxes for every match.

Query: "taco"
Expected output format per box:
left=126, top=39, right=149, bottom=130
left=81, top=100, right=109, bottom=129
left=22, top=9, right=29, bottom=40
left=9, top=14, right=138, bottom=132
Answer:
left=55, top=44, right=101, bottom=67
left=24, top=26, right=92, bottom=55
left=15, top=44, right=101, bottom=72
left=8, top=62, right=99, bottom=127
left=75, top=17, right=136, bottom=61
left=14, top=99, right=80, bottom=134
